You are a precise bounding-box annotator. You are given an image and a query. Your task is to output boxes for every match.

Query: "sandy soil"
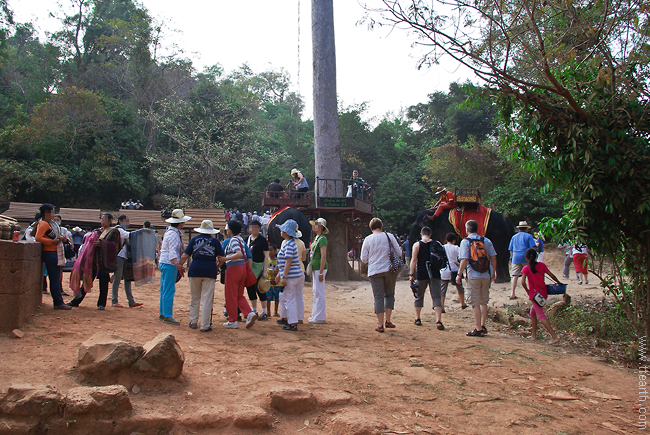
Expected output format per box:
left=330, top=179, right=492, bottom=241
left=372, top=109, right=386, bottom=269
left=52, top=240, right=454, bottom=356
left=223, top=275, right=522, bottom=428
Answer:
left=0, top=246, right=641, bottom=434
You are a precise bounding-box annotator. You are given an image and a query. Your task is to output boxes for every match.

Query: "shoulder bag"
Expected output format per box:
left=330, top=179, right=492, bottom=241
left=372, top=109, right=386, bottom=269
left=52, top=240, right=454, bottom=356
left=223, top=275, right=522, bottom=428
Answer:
left=386, top=233, right=404, bottom=273
left=236, top=238, right=258, bottom=287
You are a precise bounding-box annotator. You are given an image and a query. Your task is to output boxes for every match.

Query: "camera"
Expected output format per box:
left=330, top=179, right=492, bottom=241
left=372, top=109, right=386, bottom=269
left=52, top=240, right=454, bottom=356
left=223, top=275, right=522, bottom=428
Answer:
left=410, top=280, right=419, bottom=298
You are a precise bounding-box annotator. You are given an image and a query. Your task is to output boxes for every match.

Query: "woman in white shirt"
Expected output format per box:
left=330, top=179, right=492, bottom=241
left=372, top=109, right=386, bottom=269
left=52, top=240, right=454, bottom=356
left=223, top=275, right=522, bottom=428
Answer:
left=361, top=218, right=402, bottom=333
left=440, top=232, right=467, bottom=311
left=158, top=209, right=190, bottom=325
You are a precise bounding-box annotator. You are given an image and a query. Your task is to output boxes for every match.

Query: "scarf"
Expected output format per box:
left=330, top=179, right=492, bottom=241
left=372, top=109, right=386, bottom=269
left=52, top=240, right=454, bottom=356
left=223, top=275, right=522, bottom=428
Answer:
left=129, top=228, right=156, bottom=286
left=69, top=230, right=99, bottom=296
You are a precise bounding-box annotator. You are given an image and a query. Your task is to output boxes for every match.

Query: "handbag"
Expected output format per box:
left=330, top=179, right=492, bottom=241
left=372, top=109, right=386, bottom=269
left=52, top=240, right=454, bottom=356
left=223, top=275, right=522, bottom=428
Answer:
left=386, top=233, right=404, bottom=273
left=306, top=262, right=313, bottom=276
left=235, top=238, right=258, bottom=287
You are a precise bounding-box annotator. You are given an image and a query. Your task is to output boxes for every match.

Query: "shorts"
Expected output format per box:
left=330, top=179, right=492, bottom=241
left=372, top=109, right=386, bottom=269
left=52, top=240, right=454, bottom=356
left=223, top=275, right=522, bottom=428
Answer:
left=465, top=276, right=490, bottom=306
left=510, top=262, right=525, bottom=276
left=530, top=303, right=547, bottom=321
left=414, top=279, right=442, bottom=308
left=266, top=286, right=281, bottom=302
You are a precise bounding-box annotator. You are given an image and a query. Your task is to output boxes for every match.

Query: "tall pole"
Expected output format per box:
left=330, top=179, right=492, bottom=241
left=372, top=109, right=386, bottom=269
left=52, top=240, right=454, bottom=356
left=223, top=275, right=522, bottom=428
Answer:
left=312, top=0, right=346, bottom=280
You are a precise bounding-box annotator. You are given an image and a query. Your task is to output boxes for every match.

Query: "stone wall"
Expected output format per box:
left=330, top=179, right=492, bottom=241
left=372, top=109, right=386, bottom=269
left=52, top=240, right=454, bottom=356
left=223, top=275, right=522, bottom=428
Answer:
left=0, top=240, right=42, bottom=332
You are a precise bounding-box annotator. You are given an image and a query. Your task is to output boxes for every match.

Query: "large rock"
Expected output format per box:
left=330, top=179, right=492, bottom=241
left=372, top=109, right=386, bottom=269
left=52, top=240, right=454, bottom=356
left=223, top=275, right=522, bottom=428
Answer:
left=132, top=333, right=184, bottom=378
left=0, top=385, right=63, bottom=417
left=78, top=332, right=144, bottom=376
left=65, top=385, right=132, bottom=416
left=269, top=388, right=317, bottom=414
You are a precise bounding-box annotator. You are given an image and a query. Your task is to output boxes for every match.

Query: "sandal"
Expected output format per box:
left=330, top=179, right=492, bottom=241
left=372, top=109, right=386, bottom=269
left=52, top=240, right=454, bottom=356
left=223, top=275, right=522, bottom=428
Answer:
left=375, top=325, right=385, bottom=333
left=436, top=321, right=445, bottom=330
left=414, top=318, right=422, bottom=326
left=466, top=328, right=484, bottom=337
left=385, top=321, right=396, bottom=328
left=481, top=325, right=488, bottom=335
left=509, top=296, right=518, bottom=300
left=461, top=305, right=469, bottom=310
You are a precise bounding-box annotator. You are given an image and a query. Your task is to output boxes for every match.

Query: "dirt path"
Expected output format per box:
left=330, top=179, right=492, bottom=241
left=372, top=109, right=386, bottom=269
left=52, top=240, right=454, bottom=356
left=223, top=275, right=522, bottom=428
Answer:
left=0, top=247, right=640, bottom=434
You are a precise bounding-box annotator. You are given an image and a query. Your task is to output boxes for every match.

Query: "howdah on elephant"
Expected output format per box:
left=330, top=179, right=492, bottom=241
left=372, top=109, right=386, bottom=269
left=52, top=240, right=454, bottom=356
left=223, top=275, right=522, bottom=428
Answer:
left=408, top=208, right=515, bottom=283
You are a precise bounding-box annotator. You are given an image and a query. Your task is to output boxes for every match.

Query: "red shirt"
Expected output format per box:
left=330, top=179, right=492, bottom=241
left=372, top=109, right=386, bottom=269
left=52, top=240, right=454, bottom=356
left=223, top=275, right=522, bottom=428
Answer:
left=522, top=262, right=550, bottom=300
left=441, top=191, right=455, bottom=203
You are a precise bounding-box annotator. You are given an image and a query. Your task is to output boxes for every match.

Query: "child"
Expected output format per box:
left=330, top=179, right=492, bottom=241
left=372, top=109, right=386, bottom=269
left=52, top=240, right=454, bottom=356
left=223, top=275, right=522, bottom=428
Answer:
left=266, top=244, right=282, bottom=317
left=521, top=247, right=560, bottom=345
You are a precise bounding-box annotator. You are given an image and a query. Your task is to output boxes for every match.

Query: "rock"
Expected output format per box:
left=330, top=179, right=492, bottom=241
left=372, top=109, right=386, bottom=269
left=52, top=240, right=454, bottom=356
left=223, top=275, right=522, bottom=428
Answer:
left=547, top=293, right=571, bottom=317
left=330, top=412, right=386, bottom=435
left=10, top=329, right=24, bottom=339
left=132, top=384, right=140, bottom=394
left=314, top=390, right=356, bottom=408
left=508, top=315, right=530, bottom=329
left=65, top=385, right=132, bottom=416
left=0, top=385, right=63, bottom=417
left=233, top=406, right=271, bottom=429
left=179, top=408, right=231, bottom=429
left=113, top=412, right=175, bottom=434
left=132, top=333, right=184, bottom=378
left=78, top=332, right=144, bottom=377
left=269, top=388, right=317, bottom=414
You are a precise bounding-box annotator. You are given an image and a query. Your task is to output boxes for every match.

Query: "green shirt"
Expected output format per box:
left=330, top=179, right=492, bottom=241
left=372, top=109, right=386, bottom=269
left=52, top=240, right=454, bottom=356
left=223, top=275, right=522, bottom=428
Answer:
left=310, top=235, right=328, bottom=270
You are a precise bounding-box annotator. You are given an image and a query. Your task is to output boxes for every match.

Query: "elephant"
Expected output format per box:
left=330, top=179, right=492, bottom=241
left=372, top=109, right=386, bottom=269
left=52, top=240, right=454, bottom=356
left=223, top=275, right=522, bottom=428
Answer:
left=408, top=208, right=515, bottom=283
left=267, top=207, right=312, bottom=252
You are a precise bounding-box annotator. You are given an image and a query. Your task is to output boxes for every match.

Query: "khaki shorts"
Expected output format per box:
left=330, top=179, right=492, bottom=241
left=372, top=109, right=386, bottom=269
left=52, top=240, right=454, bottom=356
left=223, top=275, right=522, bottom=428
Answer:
left=510, top=262, right=525, bottom=276
left=465, top=276, right=490, bottom=306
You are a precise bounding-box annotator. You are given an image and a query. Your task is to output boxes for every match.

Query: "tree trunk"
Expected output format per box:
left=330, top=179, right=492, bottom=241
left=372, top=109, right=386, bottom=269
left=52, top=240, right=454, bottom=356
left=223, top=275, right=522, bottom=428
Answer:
left=312, top=0, right=345, bottom=280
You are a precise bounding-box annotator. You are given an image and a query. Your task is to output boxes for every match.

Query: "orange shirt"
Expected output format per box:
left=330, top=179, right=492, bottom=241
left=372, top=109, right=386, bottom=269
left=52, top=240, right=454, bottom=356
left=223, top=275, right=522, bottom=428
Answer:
left=441, top=191, right=455, bottom=203
left=35, top=220, right=58, bottom=252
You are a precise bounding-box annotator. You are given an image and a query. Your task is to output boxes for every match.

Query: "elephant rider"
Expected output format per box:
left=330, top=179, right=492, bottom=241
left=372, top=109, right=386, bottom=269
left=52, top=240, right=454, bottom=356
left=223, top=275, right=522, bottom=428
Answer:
left=428, top=187, right=456, bottom=219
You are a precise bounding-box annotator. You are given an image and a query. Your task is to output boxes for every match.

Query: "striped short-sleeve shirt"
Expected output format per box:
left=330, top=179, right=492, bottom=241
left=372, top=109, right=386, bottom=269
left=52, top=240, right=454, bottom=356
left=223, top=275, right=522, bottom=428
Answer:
left=277, top=238, right=302, bottom=279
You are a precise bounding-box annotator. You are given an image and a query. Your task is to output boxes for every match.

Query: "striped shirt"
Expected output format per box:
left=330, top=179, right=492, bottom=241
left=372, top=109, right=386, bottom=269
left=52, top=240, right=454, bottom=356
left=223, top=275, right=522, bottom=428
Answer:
left=224, top=236, right=247, bottom=269
left=277, top=238, right=303, bottom=279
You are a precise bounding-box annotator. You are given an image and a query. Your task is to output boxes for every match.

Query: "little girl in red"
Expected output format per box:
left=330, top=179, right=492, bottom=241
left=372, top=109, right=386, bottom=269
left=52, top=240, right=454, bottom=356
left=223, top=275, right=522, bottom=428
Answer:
left=521, top=248, right=561, bottom=345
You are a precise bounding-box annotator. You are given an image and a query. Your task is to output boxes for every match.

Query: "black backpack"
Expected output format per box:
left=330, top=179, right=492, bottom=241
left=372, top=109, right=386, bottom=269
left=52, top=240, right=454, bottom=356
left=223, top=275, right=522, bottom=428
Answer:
left=428, top=240, right=449, bottom=272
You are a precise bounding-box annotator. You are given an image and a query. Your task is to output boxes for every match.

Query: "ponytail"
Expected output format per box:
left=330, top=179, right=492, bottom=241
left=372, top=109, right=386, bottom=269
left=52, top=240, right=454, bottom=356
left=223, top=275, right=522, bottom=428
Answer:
left=525, top=247, right=538, bottom=274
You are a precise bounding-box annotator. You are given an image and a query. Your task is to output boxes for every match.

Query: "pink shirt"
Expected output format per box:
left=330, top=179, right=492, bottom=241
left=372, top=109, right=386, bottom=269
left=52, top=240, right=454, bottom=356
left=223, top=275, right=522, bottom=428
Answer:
left=522, top=262, right=550, bottom=300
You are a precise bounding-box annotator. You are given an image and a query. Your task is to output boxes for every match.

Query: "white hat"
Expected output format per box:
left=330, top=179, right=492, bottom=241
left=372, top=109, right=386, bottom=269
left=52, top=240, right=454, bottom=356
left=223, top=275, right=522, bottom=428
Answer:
left=72, top=226, right=83, bottom=232
left=165, top=209, right=192, bottom=223
left=309, top=218, right=329, bottom=234
left=291, top=168, right=299, bottom=175
left=517, top=221, right=531, bottom=229
left=194, top=220, right=219, bottom=234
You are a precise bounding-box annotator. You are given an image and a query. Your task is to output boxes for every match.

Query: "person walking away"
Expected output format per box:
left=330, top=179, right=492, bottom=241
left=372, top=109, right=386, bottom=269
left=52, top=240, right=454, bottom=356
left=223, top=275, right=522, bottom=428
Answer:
left=247, top=220, right=270, bottom=321
left=218, top=220, right=258, bottom=329
left=158, top=209, right=191, bottom=325
left=180, top=220, right=224, bottom=332
left=276, top=219, right=304, bottom=331
left=111, top=215, right=143, bottom=308
left=457, top=219, right=497, bottom=337
left=67, top=213, right=121, bottom=310
left=71, top=226, right=84, bottom=257
left=572, top=243, right=589, bottom=284
left=35, top=204, right=71, bottom=310
left=440, top=232, right=467, bottom=311
left=534, top=232, right=545, bottom=263
left=309, top=218, right=329, bottom=323
left=508, top=221, right=537, bottom=300
left=409, top=227, right=445, bottom=329
left=520, top=247, right=560, bottom=344
left=361, top=218, right=402, bottom=333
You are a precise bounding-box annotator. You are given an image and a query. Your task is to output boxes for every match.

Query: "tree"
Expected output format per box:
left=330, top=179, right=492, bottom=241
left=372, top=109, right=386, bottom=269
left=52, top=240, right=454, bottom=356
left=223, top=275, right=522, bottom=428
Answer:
left=369, top=0, right=650, bottom=340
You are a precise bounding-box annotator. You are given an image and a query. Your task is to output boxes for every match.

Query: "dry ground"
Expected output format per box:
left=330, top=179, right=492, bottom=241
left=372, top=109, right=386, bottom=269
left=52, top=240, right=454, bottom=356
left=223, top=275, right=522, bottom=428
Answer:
left=0, top=246, right=641, bottom=434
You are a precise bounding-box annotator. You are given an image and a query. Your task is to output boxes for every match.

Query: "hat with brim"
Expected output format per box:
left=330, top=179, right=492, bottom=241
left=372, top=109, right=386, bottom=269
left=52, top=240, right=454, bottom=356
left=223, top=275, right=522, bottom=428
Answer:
left=435, top=187, right=447, bottom=195
left=517, top=221, right=531, bottom=229
left=258, top=276, right=271, bottom=292
left=72, top=226, right=83, bottom=232
left=291, top=168, right=299, bottom=175
left=296, top=230, right=302, bottom=238
left=309, top=218, right=329, bottom=234
left=165, top=209, right=192, bottom=223
left=277, top=219, right=298, bottom=238
left=194, top=220, right=219, bottom=234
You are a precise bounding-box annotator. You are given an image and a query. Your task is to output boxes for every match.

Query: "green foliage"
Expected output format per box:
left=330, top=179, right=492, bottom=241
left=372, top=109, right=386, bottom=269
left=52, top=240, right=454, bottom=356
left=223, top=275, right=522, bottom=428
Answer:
left=549, top=301, right=636, bottom=345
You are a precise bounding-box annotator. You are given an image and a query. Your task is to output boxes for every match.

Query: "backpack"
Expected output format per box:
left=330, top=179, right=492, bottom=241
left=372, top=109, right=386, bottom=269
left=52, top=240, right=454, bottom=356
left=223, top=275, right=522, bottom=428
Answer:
left=466, top=236, right=490, bottom=273
left=428, top=240, right=449, bottom=272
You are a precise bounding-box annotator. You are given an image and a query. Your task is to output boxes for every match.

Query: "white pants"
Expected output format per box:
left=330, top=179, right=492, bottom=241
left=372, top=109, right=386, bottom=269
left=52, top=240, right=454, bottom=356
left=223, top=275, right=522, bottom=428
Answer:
left=310, top=269, right=327, bottom=322
left=282, top=276, right=302, bottom=325
left=189, top=277, right=215, bottom=329
left=296, top=273, right=305, bottom=321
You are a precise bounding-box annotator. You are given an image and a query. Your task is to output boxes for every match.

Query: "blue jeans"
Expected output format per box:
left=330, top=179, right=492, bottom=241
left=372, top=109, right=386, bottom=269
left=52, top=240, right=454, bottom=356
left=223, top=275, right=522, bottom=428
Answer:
left=159, top=263, right=177, bottom=318
left=42, top=251, right=64, bottom=307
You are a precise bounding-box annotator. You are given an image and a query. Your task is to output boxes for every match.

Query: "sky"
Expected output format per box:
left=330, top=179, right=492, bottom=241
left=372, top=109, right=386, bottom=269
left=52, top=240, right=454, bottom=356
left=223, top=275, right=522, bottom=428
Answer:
left=11, top=0, right=473, bottom=122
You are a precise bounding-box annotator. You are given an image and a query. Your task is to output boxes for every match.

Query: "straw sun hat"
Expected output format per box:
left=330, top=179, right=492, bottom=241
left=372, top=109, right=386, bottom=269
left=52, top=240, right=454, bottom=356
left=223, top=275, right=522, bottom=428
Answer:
left=309, top=217, right=329, bottom=234
left=165, top=209, right=192, bottom=223
left=193, top=220, right=219, bottom=234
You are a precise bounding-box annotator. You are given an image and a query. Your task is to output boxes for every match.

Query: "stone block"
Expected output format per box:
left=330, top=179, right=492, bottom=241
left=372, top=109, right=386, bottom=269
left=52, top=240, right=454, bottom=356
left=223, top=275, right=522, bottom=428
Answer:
left=65, top=385, right=132, bottom=416
left=0, top=291, right=41, bottom=333
left=78, top=333, right=144, bottom=379
left=269, top=388, right=317, bottom=414
left=179, top=408, right=232, bottom=429
left=0, top=385, right=63, bottom=418
left=0, top=240, right=41, bottom=261
left=233, top=407, right=271, bottom=429
left=132, top=333, right=184, bottom=378
left=0, top=240, right=42, bottom=332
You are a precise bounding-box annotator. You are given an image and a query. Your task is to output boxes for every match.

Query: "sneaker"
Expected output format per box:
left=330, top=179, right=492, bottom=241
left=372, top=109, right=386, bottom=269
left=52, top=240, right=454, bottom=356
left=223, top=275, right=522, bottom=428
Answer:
left=200, top=326, right=212, bottom=332
left=282, top=324, right=298, bottom=331
left=258, top=313, right=268, bottom=321
left=276, top=318, right=288, bottom=325
left=246, top=312, right=259, bottom=329
left=129, top=302, right=143, bottom=308
left=53, top=304, right=72, bottom=310
left=158, top=315, right=164, bottom=321
left=97, top=306, right=105, bottom=311
left=189, top=322, right=198, bottom=329
left=112, top=303, right=124, bottom=308
left=308, top=318, right=325, bottom=324
left=163, top=317, right=180, bottom=325
left=223, top=321, right=239, bottom=329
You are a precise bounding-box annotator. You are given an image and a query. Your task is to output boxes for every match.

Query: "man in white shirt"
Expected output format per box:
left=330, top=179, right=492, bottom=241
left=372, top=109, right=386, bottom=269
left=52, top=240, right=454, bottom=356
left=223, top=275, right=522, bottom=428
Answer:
left=111, top=215, right=143, bottom=308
